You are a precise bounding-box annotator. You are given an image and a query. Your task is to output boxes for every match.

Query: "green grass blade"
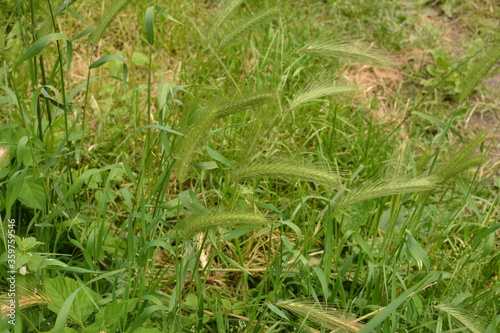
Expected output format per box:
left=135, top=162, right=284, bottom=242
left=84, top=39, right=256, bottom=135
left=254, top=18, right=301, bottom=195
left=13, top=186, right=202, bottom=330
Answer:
left=63, top=164, right=119, bottom=199
left=12, top=33, right=69, bottom=69
left=405, top=230, right=430, bottom=270
left=56, top=0, right=77, bottom=15
left=412, top=111, right=446, bottom=127
left=89, top=54, right=125, bottom=69
left=358, top=272, right=440, bottom=333
left=53, top=269, right=126, bottom=333
left=145, top=6, right=155, bottom=45
left=154, top=5, right=181, bottom=25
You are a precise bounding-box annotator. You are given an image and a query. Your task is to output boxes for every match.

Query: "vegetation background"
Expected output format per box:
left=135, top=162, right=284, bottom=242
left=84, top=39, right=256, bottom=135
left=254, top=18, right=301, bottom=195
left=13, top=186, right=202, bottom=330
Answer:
left=0, top=0, right=498, bottom=332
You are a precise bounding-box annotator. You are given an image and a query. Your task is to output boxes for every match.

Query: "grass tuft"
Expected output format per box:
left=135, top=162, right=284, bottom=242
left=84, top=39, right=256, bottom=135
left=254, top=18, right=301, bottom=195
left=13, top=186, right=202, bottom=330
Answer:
left=459, top=42, right=500, bottom=101
left=1, top=0, right=498, bottom=331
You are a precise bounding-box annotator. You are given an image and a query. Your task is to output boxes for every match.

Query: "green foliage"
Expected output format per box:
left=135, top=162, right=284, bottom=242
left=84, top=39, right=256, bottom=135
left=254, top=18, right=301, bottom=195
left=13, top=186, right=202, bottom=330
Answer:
left=0, top=0, right=498, bottom=332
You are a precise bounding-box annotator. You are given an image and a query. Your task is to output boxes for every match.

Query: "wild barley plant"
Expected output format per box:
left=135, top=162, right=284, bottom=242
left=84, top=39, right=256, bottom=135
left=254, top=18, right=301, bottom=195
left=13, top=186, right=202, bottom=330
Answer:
left=0, top=0, right=498, bottom=332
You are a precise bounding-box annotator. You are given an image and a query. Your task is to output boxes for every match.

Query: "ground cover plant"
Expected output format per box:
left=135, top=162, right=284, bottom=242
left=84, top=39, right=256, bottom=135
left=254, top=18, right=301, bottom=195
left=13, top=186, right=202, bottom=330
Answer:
left=0, top=0, right=499, bottom=332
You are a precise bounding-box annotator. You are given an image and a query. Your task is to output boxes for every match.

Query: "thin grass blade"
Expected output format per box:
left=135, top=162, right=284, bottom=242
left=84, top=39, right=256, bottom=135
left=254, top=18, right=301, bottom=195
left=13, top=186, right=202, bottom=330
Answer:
left=145, top=5, right=181, bottom=45
left=12, top=33, right=70, bottom=69
left=405, top=230, right=430, bottom=270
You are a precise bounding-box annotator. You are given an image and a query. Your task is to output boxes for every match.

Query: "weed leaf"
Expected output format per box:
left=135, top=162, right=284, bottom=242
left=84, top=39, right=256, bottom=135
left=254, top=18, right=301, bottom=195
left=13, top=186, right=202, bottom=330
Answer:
left=19, top=178, right=46, bottom=210
left=93, top=299, right=139, bottom=327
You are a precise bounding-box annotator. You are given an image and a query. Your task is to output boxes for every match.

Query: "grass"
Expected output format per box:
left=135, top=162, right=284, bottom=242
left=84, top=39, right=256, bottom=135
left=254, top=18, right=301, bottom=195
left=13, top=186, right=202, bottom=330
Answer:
left=0, top=0, right=499, bottom=332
